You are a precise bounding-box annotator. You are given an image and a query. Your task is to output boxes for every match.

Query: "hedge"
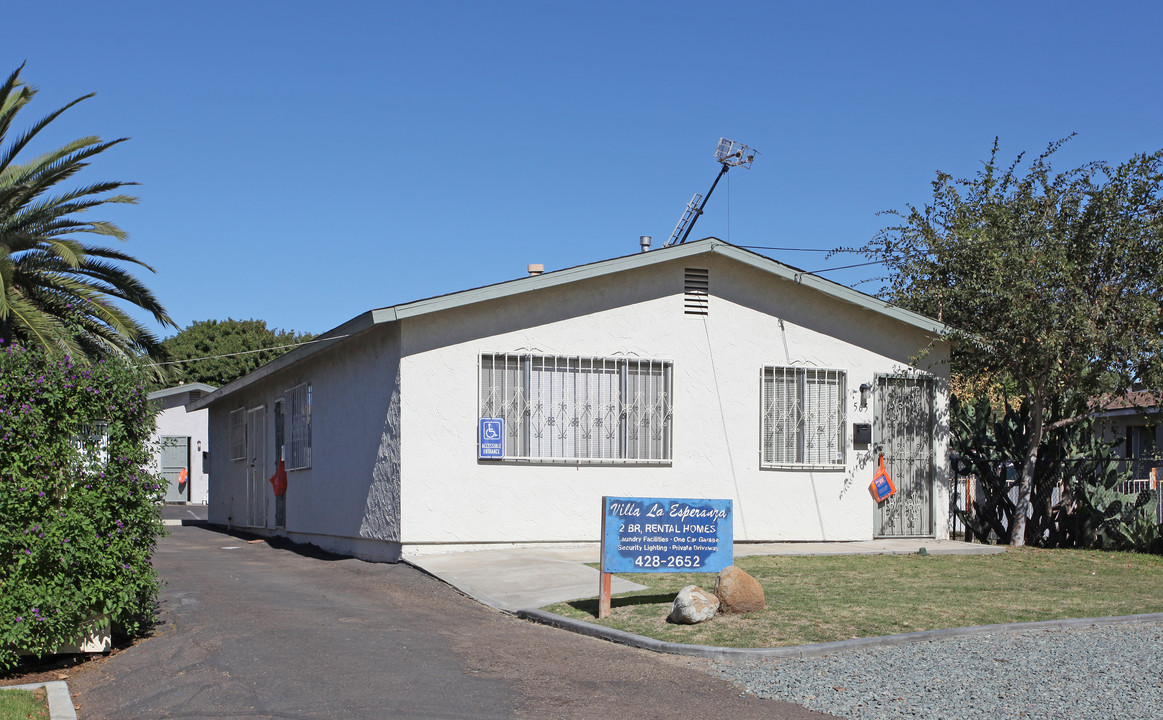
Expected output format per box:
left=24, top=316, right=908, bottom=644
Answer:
left=0, top=343, right=166, bottom=670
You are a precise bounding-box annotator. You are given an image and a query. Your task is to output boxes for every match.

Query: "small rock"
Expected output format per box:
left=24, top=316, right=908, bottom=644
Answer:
left=715, top=565, right=766, bottom=613
left=668, top=584, right=719, bottom=624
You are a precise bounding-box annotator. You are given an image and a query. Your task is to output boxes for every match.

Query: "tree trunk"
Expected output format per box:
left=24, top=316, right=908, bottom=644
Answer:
left=1012, top=395, right=1046, bottom=547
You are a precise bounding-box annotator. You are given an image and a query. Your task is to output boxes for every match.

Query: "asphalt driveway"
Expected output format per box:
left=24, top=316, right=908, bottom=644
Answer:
left=60, top=523, right=835, bottom=719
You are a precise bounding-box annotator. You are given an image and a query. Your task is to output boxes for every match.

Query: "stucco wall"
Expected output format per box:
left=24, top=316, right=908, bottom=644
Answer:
left=153, top=395, right=211, bottom=504
left=207, top=324, right=403, bottom=559
left=397, top=253, right=950, bottom=546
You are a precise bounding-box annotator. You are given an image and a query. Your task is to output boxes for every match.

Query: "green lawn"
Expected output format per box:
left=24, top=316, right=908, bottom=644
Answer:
left=0, top=687, right=48, bottom=720
left=543, top=547, right=1163, bottom=648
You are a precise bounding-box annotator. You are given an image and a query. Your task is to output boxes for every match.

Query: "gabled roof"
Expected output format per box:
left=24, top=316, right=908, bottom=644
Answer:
left=148, top=382, right=218, bottom=401
left=189, top=238, right=947, bottom=411
left=1094, top=390, right=1163, bottom=418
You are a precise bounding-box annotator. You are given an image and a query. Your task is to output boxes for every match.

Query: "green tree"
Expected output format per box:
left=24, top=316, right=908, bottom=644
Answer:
left=0, top=64, right=174, bottom=362
left=161, top=318, right=314, bottom=387
left=860, top=137, right=1163, bottom=546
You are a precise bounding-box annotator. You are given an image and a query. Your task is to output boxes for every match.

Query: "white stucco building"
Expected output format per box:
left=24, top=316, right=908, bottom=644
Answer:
left=149, top=382, right=215, bottom=504
left=190, top=239, right=952, bottom=561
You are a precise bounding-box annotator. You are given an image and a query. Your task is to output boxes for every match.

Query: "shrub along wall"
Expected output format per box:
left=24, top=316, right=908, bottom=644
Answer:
left=952, top=394, right=1163, bottom=553
left=0, top=344, right=166, bottom=671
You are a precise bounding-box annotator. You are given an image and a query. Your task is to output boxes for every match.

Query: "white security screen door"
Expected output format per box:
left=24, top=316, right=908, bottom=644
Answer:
left=874, top=375, right=935, bottom=537
left=246, top=406, right=267, bottom=528
left=160, top=436, right=189, bottom=503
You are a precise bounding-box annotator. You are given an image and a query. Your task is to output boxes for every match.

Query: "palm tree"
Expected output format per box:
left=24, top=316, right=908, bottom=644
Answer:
left=0, top=63, right=174, bottom=363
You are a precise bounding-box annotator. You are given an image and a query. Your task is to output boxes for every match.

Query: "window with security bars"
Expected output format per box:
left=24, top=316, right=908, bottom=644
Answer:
left=286, top=383, right=312, bottom=470
left=230, top=408, right=246, bottom=461
left=762, top=367, right=846, bottom=467
left=479, top=354, right=673, bottom=461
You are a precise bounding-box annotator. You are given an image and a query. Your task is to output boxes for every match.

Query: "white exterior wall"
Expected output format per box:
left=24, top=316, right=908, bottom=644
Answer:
left=397, top=254, right=950, bottom=547
left=206, top=325, right=403, bottom=560
left=206, top=393, right=260, bottom=527
left=153, top=394, right=211, bottom=504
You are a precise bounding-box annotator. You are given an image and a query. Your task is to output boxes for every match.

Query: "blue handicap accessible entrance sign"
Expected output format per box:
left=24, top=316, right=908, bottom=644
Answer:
left=479, top=418, right=504, bottom=459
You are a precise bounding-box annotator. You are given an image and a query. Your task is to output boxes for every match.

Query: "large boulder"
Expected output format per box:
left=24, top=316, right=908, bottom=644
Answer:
left=667, top=584, right=720, bottom=624
left=714, top=565, right=766, bottom=613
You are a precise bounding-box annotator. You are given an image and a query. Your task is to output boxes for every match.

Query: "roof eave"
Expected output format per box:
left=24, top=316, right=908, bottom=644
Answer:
left=191, top=238, right=949, bottom=409
left=147, top=382, right=218, bottom=401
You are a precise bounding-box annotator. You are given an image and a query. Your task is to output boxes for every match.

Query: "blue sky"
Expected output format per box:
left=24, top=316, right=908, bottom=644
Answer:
left=7, top=1, right=1162, bottom=337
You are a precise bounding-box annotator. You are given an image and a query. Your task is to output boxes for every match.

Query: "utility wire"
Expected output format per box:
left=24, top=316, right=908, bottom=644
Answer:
left=737, top=245, right=864, bottom=253
left=806, top=260, right=885, bottom=274
left=733, top=244, right=886, bottom=276
left=145, top=334, right=349, bottom=368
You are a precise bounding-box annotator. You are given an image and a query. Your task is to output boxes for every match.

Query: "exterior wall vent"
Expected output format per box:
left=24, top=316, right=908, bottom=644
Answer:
left=684, top=268, right=709, bottom=315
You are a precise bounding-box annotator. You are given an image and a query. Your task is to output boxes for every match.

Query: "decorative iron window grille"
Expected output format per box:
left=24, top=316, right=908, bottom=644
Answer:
left=229, top=408, right=246, bottom=461
left=286, top=383, right=312, bottom=470
left=761, top=366, right=846, bottom=467
left=479, top=353, right=673, bottom=462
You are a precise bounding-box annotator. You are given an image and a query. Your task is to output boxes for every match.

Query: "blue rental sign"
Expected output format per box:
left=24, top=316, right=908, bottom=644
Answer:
left=601, top=496, right=733, bottom=573
left=478, top=418, right=504, bottom=459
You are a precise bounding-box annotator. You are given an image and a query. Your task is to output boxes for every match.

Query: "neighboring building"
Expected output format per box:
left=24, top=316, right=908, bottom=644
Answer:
left=149, top=382, right=216, bottom=504
left=1096, top=390, right=1162, bottom=481
left=189, top=238, right=952, bottom=562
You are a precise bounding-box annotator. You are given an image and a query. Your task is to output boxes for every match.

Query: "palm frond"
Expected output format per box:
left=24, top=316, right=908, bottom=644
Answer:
left=0, top=65, right=172, bottom=363
left=0, top=93, right=96, bottom=175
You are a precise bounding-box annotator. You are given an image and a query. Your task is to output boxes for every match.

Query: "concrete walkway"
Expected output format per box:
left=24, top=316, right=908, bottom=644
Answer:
left=406, top=538, right=1003, bottom=613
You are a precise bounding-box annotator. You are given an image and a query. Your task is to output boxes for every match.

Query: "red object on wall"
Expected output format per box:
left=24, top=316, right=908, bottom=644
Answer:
left=178, top=467, right=188, bottom=488
left=268, top=459, right=287, bottom=497
left=869, top=455, right=897, bottom=502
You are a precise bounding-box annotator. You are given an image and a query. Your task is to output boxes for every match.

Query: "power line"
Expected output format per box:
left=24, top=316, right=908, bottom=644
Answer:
left=733, top=244, right=885, bottom=277
left=737, top=244, right=864, bottom=253
left=807, top=260, right=885, bottom=274
left=145, top=334, right=349, bottom=368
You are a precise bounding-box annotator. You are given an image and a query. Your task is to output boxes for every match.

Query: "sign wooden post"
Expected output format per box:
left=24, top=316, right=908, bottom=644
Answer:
left=599, top=497, right=612, bottom=618
left=598, top=570, right=612, bottom=619
left=604, top=497, right=614, bottom=623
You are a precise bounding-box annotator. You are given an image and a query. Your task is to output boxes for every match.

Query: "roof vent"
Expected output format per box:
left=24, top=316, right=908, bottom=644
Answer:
left=528, top=264, right=544, bottom=276
left=640, top=235, right=651, bottom=252
left=684, top=268, right=709, bottom=315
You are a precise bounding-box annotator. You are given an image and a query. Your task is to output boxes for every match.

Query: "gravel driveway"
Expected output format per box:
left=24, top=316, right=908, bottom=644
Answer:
left=714, top=621, right=1163, bottom=720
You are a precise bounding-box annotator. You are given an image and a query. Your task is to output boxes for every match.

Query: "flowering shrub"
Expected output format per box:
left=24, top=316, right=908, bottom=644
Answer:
left=0, top=344, right=165, bottom=671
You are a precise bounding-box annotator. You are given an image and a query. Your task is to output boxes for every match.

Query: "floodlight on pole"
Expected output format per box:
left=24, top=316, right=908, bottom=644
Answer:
left=714, top=138, right=758, bottom=168
left=664, top=137, right=759, bottom=246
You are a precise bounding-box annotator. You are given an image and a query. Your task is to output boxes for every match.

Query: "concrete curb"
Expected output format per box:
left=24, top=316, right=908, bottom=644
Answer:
left=1, top=680, right=78, bottom=720
left=162, top=518, right=210, bottom=527
left=515, top=609, right=1163, bottom=661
